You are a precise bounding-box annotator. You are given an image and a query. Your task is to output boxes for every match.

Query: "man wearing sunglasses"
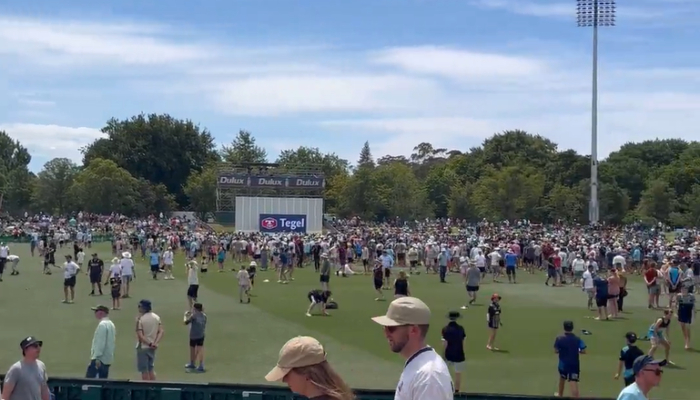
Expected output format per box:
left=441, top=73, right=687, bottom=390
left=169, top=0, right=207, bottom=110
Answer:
left=2, top=336, right=50, bottom=400
left=616, top=355, right=663, bottom=400
left=372, top=297, right=453, bottom=400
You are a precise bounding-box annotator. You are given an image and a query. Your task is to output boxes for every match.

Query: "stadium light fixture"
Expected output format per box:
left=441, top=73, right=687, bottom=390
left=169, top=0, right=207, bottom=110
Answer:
left=577, top=0, right=615, bottom=225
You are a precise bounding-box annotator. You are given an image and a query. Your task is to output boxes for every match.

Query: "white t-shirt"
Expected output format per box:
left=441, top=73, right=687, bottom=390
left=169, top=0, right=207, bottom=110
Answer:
left=163, top=251, right=174, bottom=265
left=237, top=269, right=251, bottom=286
left=63, top=261, right=80, bottom=279
left=120, top=258, right=134, bottom=276
left=109, top=263, right=122, bottom=278
left=488, top=251, right=501, bottom=266
left=187, top=265, right=199, bottom=285
left=613, top=255, right=626, bottom=267
left=0, top=246, right=9, bottom=258
left=572, top=258, right=586, bottom=272
left=394, top=347, right=453, bottom=400
left=582, top=270, right=594, bottom=289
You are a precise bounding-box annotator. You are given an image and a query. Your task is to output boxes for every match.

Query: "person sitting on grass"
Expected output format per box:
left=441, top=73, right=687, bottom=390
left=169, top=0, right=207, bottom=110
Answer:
left=306, top=290, right=331, bottom=317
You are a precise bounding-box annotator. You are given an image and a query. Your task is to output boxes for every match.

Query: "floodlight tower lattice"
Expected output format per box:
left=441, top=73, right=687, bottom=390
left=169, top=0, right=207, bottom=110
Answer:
left=577, top=0, right=615, bottom=225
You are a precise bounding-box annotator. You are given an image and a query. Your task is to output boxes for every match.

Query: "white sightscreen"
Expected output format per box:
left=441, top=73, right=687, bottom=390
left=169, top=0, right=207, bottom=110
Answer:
left=235, top=197, right=323, bottom=233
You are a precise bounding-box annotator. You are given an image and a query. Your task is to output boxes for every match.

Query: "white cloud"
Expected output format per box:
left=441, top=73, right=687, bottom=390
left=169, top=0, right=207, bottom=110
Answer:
left=0, top=123, right=104, bottom=164
left=0, top=13, right=698, bottom=169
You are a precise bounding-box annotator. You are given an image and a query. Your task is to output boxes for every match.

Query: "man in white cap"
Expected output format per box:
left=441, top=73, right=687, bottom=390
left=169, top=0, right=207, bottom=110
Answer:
left=372, top=297, right=454, bottom=399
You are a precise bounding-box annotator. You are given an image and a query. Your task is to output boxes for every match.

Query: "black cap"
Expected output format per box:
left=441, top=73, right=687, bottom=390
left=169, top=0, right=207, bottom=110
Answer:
left=91, top=253, right=98, bottom=257
left=193, top=303, right=203, bottom=311
left=563, top=320, right=574, bottom=332
left=91, top=305, right=110, bottom=313
left=625, top=332, right=638, bottom=343
left=447, top=311, right=461, bottom=320
left=20, top=336, right=43, bottom=350
left=138, top=299, right=152, bottom=311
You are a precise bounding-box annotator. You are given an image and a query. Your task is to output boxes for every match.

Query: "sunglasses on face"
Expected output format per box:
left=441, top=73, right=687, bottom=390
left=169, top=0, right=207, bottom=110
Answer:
left=643, top=369, right=663, bottom=376
left=385, top=325, right=409, bottom=333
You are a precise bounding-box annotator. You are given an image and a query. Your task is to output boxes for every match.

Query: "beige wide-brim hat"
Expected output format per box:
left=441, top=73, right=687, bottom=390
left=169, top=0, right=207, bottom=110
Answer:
left=371, top=296, right=431, bottom=326
left=265, top=336, right=327, bottom=382
left=122, top=252, right=132, bottom=259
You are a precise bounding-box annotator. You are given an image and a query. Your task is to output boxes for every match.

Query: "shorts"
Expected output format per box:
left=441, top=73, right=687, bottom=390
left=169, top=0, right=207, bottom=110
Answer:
left=608, top=294, right=618, bottom=300
left=150, top=264, right=159, bottom=273
left=498, top=260, right=505, bottom=267
left=547, top=268, right=557, bottom=278
left=668, top=284, right=680, bottom=294
left=595, top=297, right=607, bottom=308
left=64, top=276, right=77, bottom=287
left=189, top=338, right=205, bottom=347
left=648, top=331, right=666, bottom=343
left=478, top=267, right=485, bottom=273
left=647, top=284, right=659, bottom=295
left=506, top=266, right=515, bottom=275
left=136, top=347, right=156, bottom=373
left=678, top=312, right=693, bottom=325
left=574, top=271, right=584, bottom=279
left=410, top=260, right=417, bottom=268
left=374, top=279, right=383, bottom=290
left=524, top=257, right=533, bottom=264
left=253, top=254, right=261, bottom=260
left=558, top=368, right=580, bottom=382
left=447, top=361, right=465, bottom=373
left=466, top=285, right=479, bottom=292
left=320, top=274, right=330, bottom=283
left=90, top=274, right=101, bottom=284
left=384, top=268, right=391, bottom=278
left=111, top=289, right=121, bottom=299
left=488, top=320, right=499, bottom=329
left=187, top=284, right=199, bottom=298
left=122, top=275, right=133, bottom=283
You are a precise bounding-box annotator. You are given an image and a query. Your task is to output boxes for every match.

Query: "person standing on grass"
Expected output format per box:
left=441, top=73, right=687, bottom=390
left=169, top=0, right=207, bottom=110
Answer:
left=486, top=293, right=503, bottom=351
left=676, top=284, right=695, bottom=350
left=554, top=320, right=586, bottom=398
left=62, top=255, right=80, bottom=304
left=441, top=311, right=466, bottom=394
left=237, top=264, right=251, bottom=304
left=86, top=253, right=104, bottom=296
left=162, top=247, right=174, bottom=280
left=372, top=296, right=453, bottom=400
left=647, top=309, right=672, bottom=365
left=504, top=248, right=517, bottom=284
left=120, top=252, right=135, bottom=298
left=186, top=260, right=200, bottom=308
left=148, top=248, right=160, bottom=280
left=616, top=356, right=663, bottom=400
left=184, top=302, right=207, bottom=372
left=615, top=332, right=644, bottom=387
left=135, top=299, right=163, bottom=381
left=0, top=241, right=9, bottom=281
left=644, top=262, right=660, bottom=309
left=86, top=305, right=116, bottom=379
left=581, top=264, right=595, bottom=310
left=2, top=336, right=50, bottom=400
left=593, top=272, right=609, bottom=320
left=319, top=253, right=331, bottom=292
left=264, top=336, right=354, bottom=400
left=462, top=262, right=481, bottom=310
left=373, top=259, right=385, bottom=301
left=394, top=270, right=410, bottom=298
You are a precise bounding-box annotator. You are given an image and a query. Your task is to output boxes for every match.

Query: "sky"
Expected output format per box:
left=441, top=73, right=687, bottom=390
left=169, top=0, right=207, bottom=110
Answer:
left=0, top=0, right=698, bottom=172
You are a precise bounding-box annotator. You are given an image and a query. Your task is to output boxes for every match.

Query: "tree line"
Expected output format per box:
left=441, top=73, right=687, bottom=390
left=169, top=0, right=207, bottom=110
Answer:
left=1, top=113, right=699, bottom=226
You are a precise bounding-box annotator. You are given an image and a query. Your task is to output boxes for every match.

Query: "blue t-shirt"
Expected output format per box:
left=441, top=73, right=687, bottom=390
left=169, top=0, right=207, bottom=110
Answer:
left=554, top=333, right=586, bottom=371
left=668, top=267, right=680, bottom=285
left=505, top=253, right=517, bottom=267
left=593, top=277, right=609, bottom=298
left=149, top=253, right=159, bottom=265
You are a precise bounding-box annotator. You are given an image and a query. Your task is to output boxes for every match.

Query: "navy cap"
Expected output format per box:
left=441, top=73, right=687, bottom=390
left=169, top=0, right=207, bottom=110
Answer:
left=625, top=332, right=638, bottom=343
left=138, top=299, right=152, bottom=311
left=20, top=336, right=43, bottom=350
left=633, top=355, right=661, bottom=375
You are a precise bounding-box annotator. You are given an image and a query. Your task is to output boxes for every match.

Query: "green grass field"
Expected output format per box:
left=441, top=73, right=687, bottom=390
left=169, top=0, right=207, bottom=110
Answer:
left=1, top=242, right=697, bottom=399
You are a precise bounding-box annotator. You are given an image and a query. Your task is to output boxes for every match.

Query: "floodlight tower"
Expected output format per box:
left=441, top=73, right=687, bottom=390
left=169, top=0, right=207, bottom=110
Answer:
left=577, top=0, right=615, bottom=225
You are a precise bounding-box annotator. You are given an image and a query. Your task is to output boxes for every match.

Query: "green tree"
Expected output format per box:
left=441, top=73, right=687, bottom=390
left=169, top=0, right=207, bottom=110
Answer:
left=471, top=166, right=546, bottom=221
left=70, top=158, right=139, bottom=214
left=221, top=130, right=268, bottom=164
left=32, top=158, right=80, bottom=213
left=82, top=113, right=218, bottom=207
left=0, top=131, right=33, bottom=214
left=373, top=161, right=430, bottom=220
left=183, top=166, right=218, bottom=218
left=636, top=179, right=679, bottom=223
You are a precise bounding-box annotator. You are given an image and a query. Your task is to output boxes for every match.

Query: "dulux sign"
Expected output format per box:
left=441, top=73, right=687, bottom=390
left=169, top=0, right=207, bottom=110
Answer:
left=218, top=174, right=248, bottom=186
left=259, top=214, right=307, bottom=233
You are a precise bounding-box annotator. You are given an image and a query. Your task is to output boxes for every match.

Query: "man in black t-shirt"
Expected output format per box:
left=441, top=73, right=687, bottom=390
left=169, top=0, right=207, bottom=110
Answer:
left=442, top=311, right=466, bottom=393
left=87, top=254, right=105, bottom=296
left=616, top=332, right=644, bottom=386
left=306, top=290, right=331, bottom=317
left=43, top=243, right=56, bottom=274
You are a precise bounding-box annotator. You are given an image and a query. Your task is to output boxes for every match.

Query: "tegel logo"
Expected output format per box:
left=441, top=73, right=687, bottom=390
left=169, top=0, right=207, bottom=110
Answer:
left=258, top=214, right=307, bottom=233
left=218, top=175, right=246, bottom=185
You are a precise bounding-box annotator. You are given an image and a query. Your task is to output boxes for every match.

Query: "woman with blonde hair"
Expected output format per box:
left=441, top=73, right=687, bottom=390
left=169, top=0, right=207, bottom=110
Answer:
left=266, top=336, right=354, bottom=400
left=393, top=270, right=410, bottom=298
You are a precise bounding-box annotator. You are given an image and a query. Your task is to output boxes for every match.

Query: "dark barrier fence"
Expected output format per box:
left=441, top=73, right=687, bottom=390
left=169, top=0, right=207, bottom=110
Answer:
left=0, top=234, right=114, bottom=243
left=0, top=376, right=615, bottom=400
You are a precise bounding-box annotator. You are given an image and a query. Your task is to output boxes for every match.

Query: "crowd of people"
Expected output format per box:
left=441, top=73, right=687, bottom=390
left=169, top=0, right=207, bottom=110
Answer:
left=0, top=213, right=698, bottom=400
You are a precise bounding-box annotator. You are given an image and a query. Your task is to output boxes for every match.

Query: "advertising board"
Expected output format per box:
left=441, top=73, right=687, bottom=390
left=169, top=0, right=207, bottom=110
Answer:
left=218, top=174, right=324, bottom=189
left=259, top=214, right=307, bottom=233
left=235, top=197, right=323, bottom=233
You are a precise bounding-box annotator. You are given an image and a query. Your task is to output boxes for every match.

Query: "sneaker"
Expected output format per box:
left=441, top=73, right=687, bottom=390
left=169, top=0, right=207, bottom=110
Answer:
left=196, top=366, right=205, bottom=373
left=185, top=363, right=195, bottom=369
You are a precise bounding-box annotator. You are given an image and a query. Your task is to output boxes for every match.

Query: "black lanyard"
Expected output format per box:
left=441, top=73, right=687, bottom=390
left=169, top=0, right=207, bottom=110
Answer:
left=405, top=347, right=434, bottom=368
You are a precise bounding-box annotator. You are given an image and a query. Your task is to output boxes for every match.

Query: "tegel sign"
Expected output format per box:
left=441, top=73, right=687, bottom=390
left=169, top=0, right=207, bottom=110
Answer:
left=288, top=177, right=325, bottom=189
left=218, top=174, right=248, bottom=187
left=259, top=214, right=307, bottom=233
left=250, top=176, right=286, bottom=188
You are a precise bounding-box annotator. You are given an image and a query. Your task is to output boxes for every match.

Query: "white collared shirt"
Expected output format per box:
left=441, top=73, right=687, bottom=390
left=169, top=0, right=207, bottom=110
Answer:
left=395, top=347, right=453, bottom=400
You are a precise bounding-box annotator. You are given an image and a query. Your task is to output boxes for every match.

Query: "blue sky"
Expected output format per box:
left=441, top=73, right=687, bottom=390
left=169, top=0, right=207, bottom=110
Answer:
left=0, top=0, right=698, bottom=171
